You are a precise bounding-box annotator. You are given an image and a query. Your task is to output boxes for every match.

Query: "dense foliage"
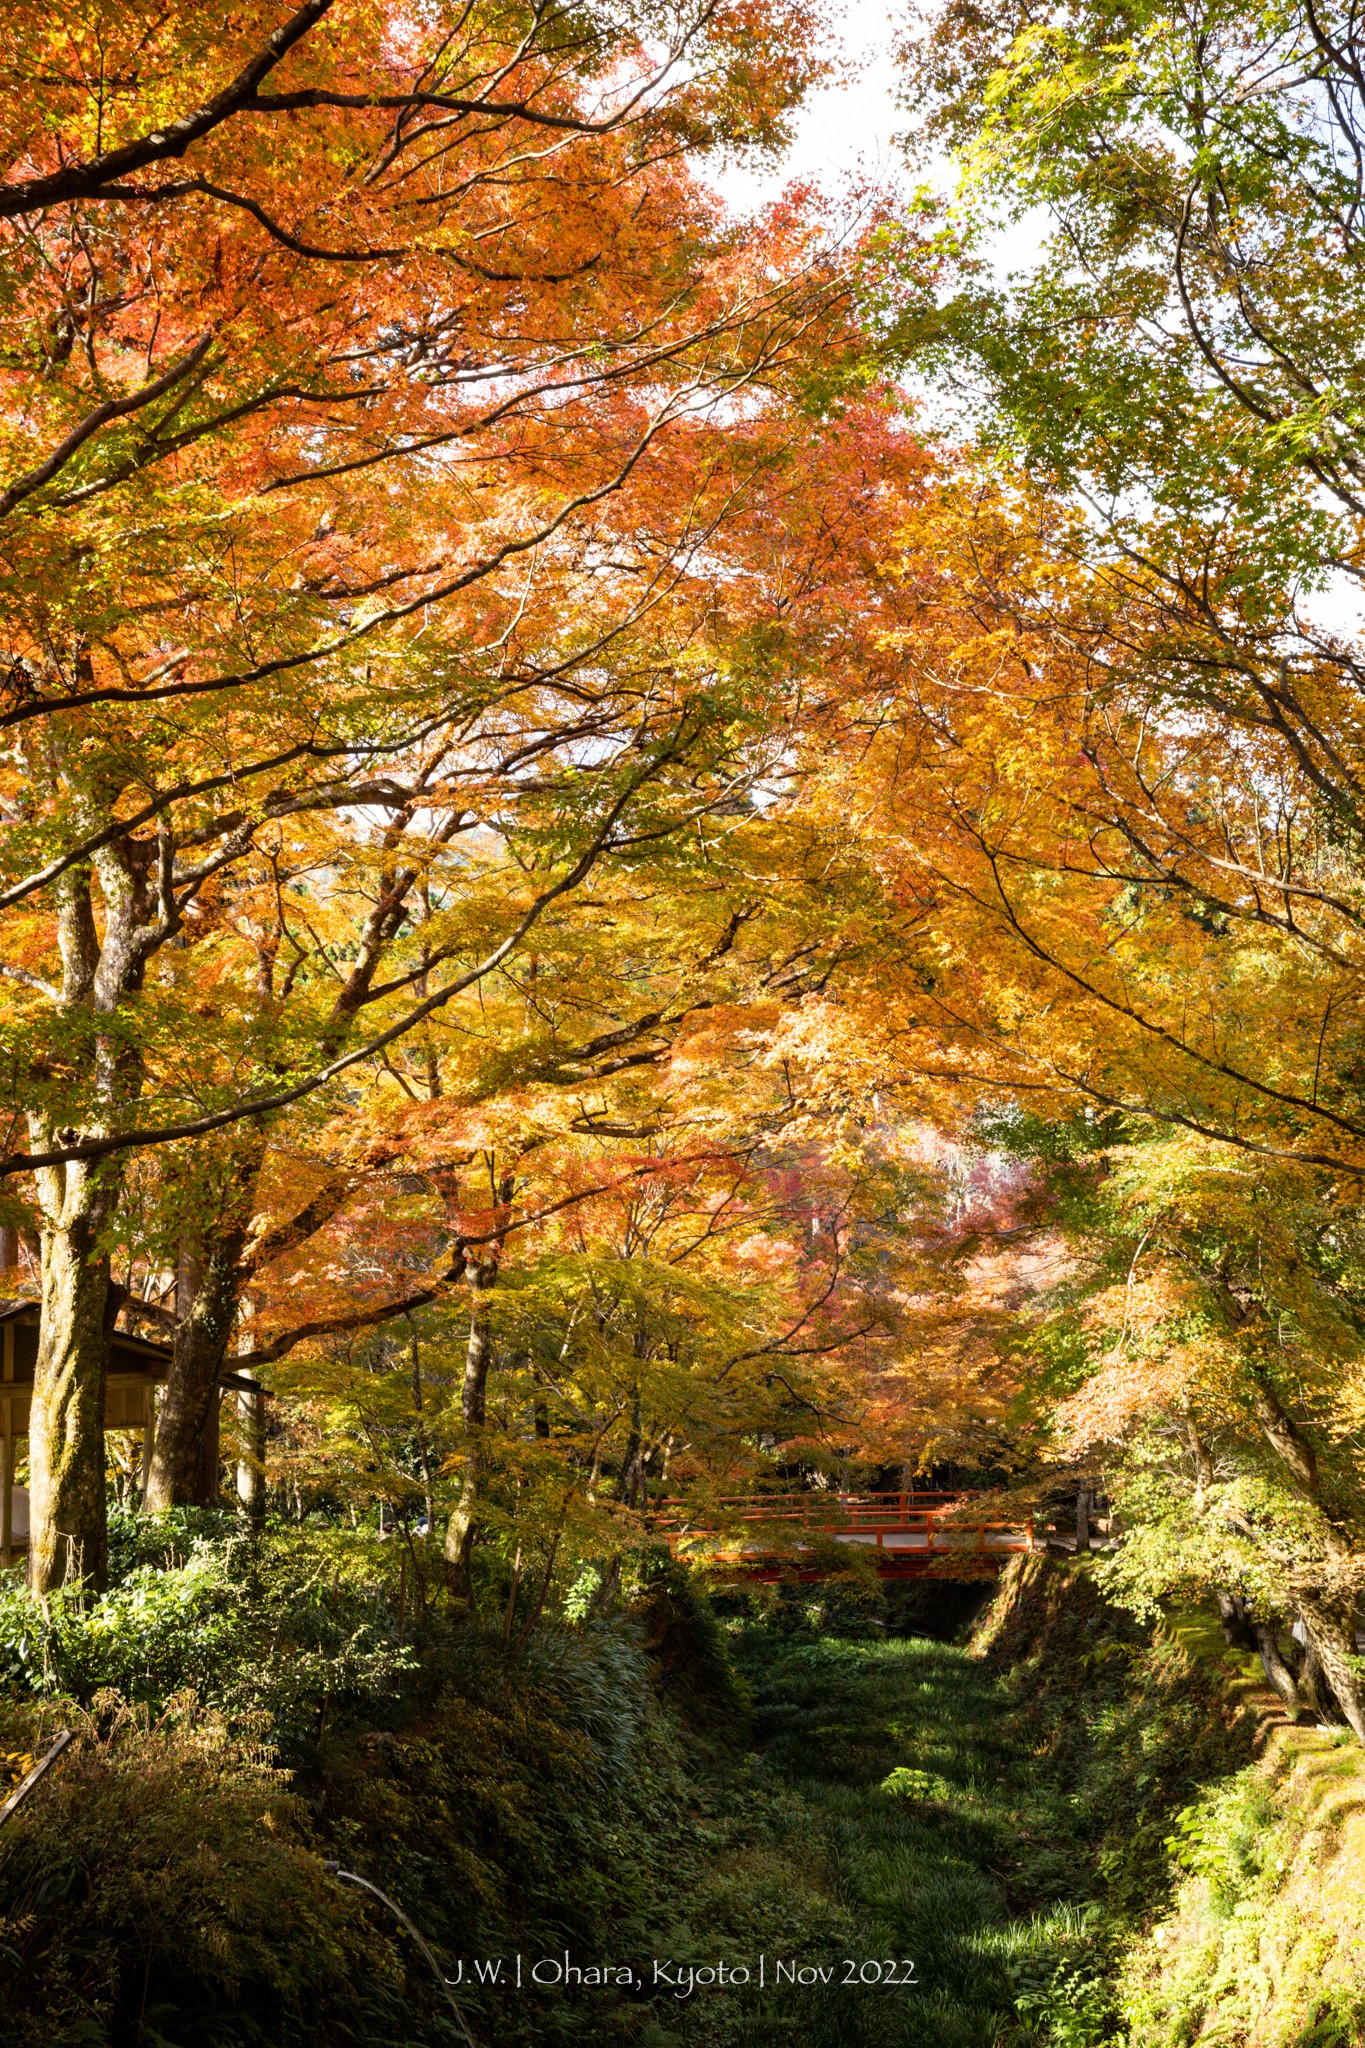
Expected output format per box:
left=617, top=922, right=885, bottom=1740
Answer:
left=4, top=1541, right=1317, bottom=2048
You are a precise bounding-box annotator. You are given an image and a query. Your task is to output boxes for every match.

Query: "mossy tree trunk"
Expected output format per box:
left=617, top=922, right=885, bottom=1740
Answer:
left=145, top=1227, right=247, bottom=1511
left=1252, top=1621, right=1302, bottom=1717
left=1075, top=1484, right=1092, bottom=1554
left=444, top=1258, right=496, bottom=1601
left=144, top=1136, right=368, bottom=1511
left=28, top=843, right=147, bottom=1594
left=444, top=1164, right=513, bottom=1600
left=27, top=1167, right=121, bottom=1593
left=1243, top=1370, right=1365, bottom=1738
left=1296, top=1594, right=1365, bottom=1740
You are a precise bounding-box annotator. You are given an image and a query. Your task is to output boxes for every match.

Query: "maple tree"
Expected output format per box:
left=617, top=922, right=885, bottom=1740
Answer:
left=906, top=0, right=1365, bottom=616
left=844, top=0, right=1365, bottom=1171
left=14, top=13, right=1365, bottom=2041
left=763, top=462, right=1365, bottom=1702
left=662, top=0, right=1365, bottom=1730
left=0, top=0, right=922, bottom=1590
left=996, top=1124, right=1365, bottom=1733
left=2, top=0, right=1357, bottom=1764
left=249, top=998, right=931, bottom=1607
left=99, top=408, right=936, bottom=1590
left=879, top=0, right=1365, bottom=1169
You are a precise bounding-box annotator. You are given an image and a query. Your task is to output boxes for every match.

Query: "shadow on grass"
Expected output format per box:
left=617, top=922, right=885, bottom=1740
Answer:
left=661, top=1631, right=1121, bottom=2048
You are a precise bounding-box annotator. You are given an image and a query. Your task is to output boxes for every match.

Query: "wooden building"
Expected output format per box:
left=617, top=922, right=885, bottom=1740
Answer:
left=0, top=1300, right=265, bottom=1565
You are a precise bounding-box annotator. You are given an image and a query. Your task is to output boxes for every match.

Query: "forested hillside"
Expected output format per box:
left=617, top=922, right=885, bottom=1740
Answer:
left=1, top=1, right=1364, bottom=2042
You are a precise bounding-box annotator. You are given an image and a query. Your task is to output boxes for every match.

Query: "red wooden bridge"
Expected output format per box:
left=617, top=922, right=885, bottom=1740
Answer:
left=661, top=1491, right=1037, bottom=1580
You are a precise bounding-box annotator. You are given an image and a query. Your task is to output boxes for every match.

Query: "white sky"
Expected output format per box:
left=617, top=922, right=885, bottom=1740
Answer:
left=710, top=0, right=912, bottom=216
left=708, top=0, right=1048, bottom=279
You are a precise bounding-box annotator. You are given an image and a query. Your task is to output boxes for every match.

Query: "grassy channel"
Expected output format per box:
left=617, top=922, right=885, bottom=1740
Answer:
left=654, top=1624, right=1110, bottom=2048
left=0, top=1546, right=1267, bottom=2048
left=648, top=1560, right=1257, bottom=2048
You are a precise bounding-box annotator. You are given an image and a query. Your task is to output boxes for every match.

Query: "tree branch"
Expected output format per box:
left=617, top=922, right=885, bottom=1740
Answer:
left=0, top=335, right=213, bottom=519
left=0, top=0, right=334, bottom=219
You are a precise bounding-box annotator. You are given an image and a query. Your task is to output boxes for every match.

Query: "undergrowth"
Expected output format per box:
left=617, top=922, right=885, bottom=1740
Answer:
left=0, top=1538, right=1295, bottom=2047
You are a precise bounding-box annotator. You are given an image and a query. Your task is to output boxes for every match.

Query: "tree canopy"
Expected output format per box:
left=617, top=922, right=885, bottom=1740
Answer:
left=1, top=0, right=1364, bottom=1758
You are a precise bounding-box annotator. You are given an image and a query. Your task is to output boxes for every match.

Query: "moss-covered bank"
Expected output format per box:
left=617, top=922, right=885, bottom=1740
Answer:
left=979, top=1555, right=1365, bottom=2047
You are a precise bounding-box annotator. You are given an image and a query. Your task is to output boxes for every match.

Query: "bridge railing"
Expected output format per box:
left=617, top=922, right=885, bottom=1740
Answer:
left=658, top=1490, right=968, bottom=1529
left=657, top=1491, right=1035, bottom=1562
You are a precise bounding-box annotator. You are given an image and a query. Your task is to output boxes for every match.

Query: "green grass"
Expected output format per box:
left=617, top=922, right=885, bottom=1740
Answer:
left=654, top=1629, right=1124, bottom=2048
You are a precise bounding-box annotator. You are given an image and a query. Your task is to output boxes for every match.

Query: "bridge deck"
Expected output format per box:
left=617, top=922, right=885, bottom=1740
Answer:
left=660, top=1492, right=1035, bottom=1579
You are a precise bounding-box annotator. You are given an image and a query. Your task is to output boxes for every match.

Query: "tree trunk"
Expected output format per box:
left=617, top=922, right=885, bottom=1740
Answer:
left=591, top=1554, right=624, bottom=1616
left=144, top=1234, right=241, bottom=1510
left=1252, top=1622, right=1302, bottom=1716
left=444, top=1261, right=495, bottom=1600
left=409, top=1325, right=434, bottom=1529
left=236, top=1386, right=267, bottom=1524
left=616, top=1386, right=646, bottom=1510
left=1075, top=1484, right=1092, bottom=1554
left=1297, top=1593, right=1365, bottom=1740
left=1215, top=1588, right=1257, bottom=1650
left=1248, top=1368, right=1321, bottom=1497
left=197, top=1371, right=222, bottom=1504
left=1292, top=1630, right=1330, bottom=1719
left=1239, top=1372, right=1365, bottom=1736
left=144, top=1134, right=268, bottom=1511
left=27, top=1204, right=113, bottom=1592
left=25, top=826, right=154, bottom=1589
left=1214, top=1590, right=1302, bottom=1711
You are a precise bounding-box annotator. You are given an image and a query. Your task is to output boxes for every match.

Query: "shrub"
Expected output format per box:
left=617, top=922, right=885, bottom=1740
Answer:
left=0, top=1692, right=434, bottom=2048
left=0, top=1530, right=418, bottom=1757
